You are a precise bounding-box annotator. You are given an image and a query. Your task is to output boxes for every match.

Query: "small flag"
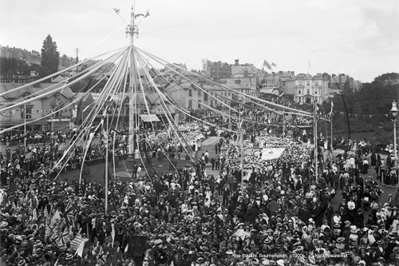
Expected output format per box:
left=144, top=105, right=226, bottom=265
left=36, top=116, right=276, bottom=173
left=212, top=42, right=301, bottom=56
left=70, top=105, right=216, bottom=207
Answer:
left=75, top=237, right=88, bottom=257
left=124, top=244, right=129, bottom=253
left=71, top=235, right=83, bottom=251
left=113, top=8, right=120, bottom=14
left=263, top=60, right=271, bottom=70
left=308, top=60, right=311, bottom=68
left=330, top=100, right=334, bottom=115
left=51, top=210, right=61, bottom=225
left=271, top=62, right=277, bottom=67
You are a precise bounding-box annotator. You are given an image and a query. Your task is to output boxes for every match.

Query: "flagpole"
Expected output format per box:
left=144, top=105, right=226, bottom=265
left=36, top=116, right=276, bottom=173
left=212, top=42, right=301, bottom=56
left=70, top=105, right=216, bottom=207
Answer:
left=330, top=112, right=333, bottom=163
left=105, top=111, right=109, bottom=215
left=24, top=104, right=27, bottom=151
left=314, top=101, right=318, bottom=182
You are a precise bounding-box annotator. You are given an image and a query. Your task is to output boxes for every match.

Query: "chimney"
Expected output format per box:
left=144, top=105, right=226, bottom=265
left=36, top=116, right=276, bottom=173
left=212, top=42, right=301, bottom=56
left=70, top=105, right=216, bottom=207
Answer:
left=234, top=59, right=239, bottom=66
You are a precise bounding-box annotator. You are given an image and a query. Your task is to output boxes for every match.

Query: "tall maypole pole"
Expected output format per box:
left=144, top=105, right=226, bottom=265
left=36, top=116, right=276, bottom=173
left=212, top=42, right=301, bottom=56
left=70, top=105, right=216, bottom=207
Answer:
left=127, top=6, right=137, bottom=158
left=125, top=5, right=149, bottom=174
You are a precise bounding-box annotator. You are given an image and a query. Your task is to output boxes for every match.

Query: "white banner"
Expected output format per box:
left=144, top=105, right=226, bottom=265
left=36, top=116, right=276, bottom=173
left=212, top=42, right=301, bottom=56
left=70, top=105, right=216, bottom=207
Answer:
left=261, top=148, right=286, bottom=160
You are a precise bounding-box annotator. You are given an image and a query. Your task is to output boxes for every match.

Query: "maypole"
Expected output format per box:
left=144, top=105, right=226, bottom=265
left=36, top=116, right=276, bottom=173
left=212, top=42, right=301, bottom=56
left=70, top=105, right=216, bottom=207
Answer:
left=125, top=5, right=149, bottom=175
left=127, top=6, right=137, bottom=165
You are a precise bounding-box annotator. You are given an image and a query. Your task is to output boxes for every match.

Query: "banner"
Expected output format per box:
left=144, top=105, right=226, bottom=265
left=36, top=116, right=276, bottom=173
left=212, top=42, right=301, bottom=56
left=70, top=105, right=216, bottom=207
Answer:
left=261, top=148, right=286, bottom=161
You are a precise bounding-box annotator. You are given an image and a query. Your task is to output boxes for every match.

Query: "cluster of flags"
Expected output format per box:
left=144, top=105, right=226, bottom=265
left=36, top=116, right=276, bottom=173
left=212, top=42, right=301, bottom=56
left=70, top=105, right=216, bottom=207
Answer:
left=263, top=60, right=277, bottom=70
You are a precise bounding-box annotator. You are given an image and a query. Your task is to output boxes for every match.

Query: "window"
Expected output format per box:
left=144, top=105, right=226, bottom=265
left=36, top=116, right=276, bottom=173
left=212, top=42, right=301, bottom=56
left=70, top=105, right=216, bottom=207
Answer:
left=307, top=89, right=310, bottom=94
left=198, top=90, right=201, bottom=97
left=204, top=92, right=208, bottom=101
left=298, top=90, right=301, bottom=94
left=21, top=105, right=33, bottom=119
left=188, top=100, right=192, bottom=109
left=315, top=89, right=317, bottom=94
left=189, top=89, right=192, bottom=97
left=298, top=97, right=302, bottom=102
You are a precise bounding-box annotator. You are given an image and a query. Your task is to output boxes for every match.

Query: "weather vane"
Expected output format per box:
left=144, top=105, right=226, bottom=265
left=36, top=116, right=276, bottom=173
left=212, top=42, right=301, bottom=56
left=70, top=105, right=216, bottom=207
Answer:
left=113, top=6, right=149, bottom=39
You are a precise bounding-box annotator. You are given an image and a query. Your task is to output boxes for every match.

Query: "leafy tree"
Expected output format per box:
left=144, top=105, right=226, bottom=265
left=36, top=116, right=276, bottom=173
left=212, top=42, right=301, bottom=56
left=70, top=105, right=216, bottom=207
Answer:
left=0, top=57, right=29, bottom=75
left=41, top=34, right=60, bottom=76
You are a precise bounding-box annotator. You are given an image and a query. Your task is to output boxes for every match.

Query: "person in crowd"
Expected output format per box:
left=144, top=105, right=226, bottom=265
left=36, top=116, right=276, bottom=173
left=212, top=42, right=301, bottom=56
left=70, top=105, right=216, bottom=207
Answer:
left=1, top=124, right=399, bottom=266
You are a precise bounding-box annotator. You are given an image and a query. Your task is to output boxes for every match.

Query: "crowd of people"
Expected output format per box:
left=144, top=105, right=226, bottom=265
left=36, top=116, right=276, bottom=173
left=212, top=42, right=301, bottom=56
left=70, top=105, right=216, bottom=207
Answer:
left=0, top=131, right=72, bottom=146
left=0, top=120, right=398, bottom=266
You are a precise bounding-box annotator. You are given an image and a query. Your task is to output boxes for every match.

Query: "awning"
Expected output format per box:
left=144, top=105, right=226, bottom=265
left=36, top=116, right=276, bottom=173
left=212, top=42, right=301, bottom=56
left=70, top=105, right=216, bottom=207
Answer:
left=140, top=114, right=160, bottom=122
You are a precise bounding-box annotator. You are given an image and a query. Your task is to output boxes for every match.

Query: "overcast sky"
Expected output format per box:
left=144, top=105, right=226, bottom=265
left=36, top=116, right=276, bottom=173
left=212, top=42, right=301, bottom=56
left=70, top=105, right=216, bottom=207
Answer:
left=1, top=0, right=398, bottom=82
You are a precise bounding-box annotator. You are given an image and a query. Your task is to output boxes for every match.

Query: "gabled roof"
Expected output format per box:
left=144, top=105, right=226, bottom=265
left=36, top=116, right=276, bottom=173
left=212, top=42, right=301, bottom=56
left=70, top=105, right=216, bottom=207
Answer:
left=0, top=83, right=42, bottom=99
left=165, top=81, right=193, bottom=91
left=75, top=92, right=94, bottom=103
left=41, top=83, right=74, bottom=99
left=51, top=75, right=68, bottom=83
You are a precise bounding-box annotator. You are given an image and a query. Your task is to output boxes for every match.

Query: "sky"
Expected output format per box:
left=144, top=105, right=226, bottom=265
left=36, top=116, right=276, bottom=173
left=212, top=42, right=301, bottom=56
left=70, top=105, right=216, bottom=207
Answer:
left=0, top=0, right=398, bottom=82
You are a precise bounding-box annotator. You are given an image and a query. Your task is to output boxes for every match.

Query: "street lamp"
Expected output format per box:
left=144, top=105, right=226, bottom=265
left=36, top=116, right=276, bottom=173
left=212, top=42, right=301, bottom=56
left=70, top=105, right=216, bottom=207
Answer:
left=390, top=100, right=398, bottom=161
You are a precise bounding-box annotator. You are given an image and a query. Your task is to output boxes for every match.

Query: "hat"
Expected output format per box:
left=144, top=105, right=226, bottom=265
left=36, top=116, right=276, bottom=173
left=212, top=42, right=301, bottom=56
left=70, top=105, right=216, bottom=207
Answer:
left=350, top=226, right=358, bottom=234
left=154, top=239, right=162, bottom=245
left=197, top=257, right=204, bottom=263
left=336, top=237, right=345, bottom=243
left=392, top=247, right=399, bottom=253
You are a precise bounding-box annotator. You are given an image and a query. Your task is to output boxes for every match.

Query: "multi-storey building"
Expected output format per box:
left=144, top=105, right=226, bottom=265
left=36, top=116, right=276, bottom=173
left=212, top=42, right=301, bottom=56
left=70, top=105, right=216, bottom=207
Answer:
left=329, top=74, right=361, bottom=92
left=258, top=71, right=295, bottom=90
left=285, top=73, right=329, bottom=104
left=0, top=82, right=75, bottom=131
left=202, top=60, right=232, bottom=80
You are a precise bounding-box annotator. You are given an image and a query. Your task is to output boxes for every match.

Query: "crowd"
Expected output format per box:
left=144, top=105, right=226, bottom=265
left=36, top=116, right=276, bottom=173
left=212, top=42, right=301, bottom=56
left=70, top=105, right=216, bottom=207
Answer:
left=0, top=131, right=72, bottom=146
left=0, top=123, right=399, bottom=266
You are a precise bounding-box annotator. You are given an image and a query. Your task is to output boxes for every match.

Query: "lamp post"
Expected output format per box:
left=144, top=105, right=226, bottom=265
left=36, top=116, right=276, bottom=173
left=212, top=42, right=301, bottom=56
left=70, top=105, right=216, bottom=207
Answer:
left=390, top=100, right=398, bottom=162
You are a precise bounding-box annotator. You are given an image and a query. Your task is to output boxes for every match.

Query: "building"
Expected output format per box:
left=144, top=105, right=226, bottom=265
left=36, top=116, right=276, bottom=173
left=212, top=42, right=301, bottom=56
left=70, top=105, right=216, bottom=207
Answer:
left=230, top=59, right=257, bottom=78
left=285, top=73, right=329, bottom=104
left=0, top=82, right=75, bottom=131
left=329, top=74, right=361, bottom=92
left=258, top=71, right=295, bottom=91
left=202, top=60, right=232, bottom=80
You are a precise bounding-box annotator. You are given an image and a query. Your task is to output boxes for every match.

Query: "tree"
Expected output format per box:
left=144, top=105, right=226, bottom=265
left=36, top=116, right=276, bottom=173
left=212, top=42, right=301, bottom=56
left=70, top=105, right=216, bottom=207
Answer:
left=0, top=57, right=29, bottom=75
left=41, top=34, right=60, bottom=76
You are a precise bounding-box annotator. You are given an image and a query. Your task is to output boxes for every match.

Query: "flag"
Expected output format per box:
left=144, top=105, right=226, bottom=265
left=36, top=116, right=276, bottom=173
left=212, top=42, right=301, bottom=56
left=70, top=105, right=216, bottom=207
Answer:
left=263, top=60, right=271, bottom=70
left=271, top=62, right=277, bottom=67
left=308, top=60, right=311, bottom=68
left=53, top=258, right=59, bottom=266
left=330, top=100, right=334, bottom=115
left=56, top=227, right=70, bottom=247
left=71, top=235, right=83, bottom=251
left=63, top=201, right=75, bottom=225
left=124, top=244, right=129, bottom=253
left=51, top=210, right=61, bottom=226
left=44, top=208, right=51, bottom=223
left=32, top=209, right=37, bottom=221
left=113, top=8, right=120, bottom=14
left=45, top=224, right=54, bottom=240
left=75, top=237, right=89, bottom=257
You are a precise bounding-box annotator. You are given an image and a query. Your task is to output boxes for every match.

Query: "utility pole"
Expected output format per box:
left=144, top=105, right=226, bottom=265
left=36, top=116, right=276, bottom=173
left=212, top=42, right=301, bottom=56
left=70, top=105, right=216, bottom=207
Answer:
left=74, top=48, right=80, bottom=73
left=314, top=101, right=318, bottom=182
left=23, top=104, right=27, bottom=150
